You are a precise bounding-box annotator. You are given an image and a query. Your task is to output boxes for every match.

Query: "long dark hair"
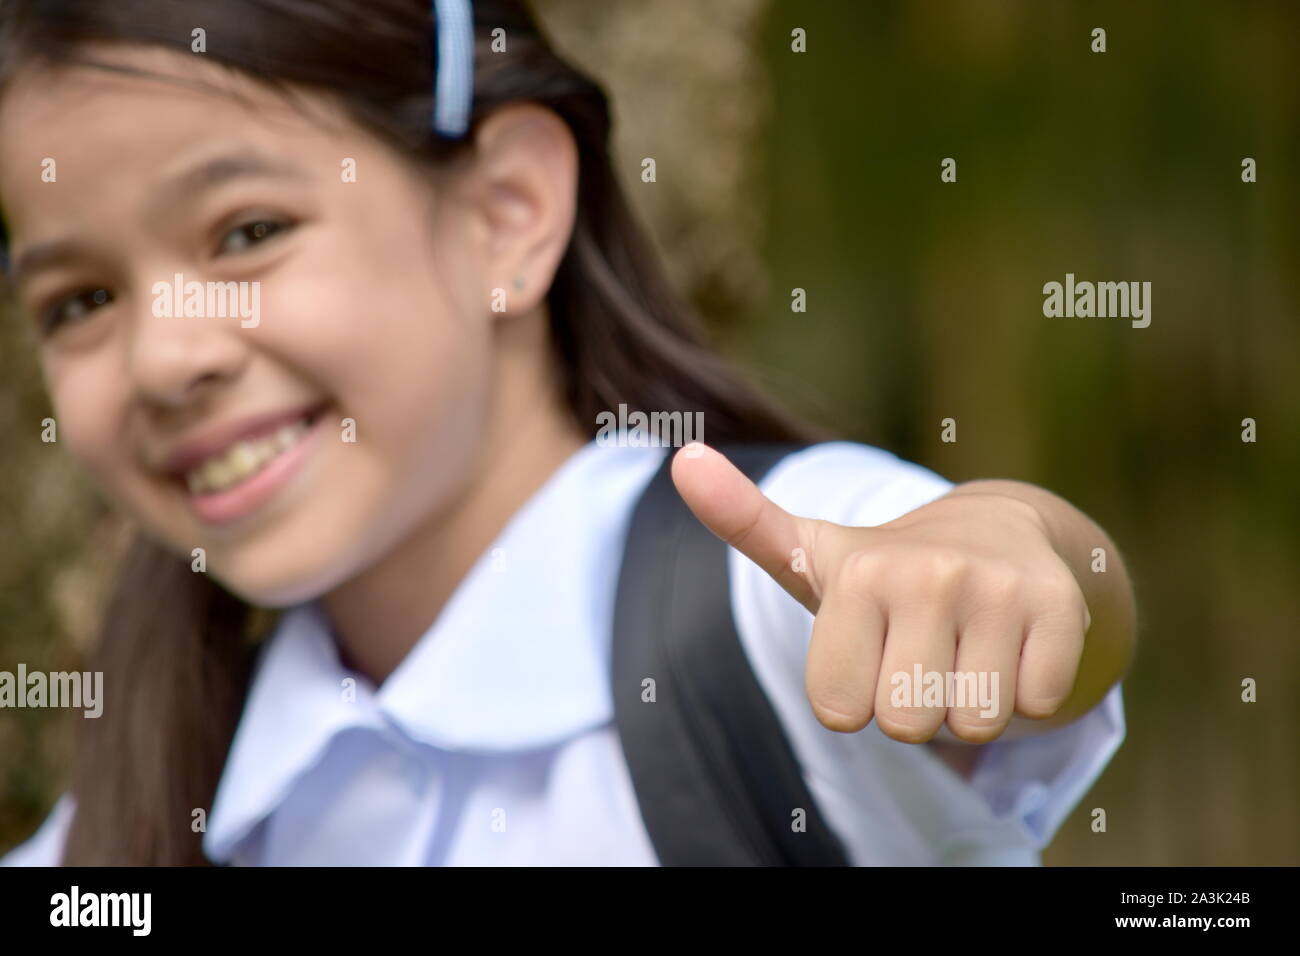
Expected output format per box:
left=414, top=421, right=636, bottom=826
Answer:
left=0, top=0, right=816, bottom=864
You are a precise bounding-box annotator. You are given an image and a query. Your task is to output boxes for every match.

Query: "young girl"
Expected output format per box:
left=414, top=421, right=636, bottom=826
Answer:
left=0, top=0, right=1134, bottom=866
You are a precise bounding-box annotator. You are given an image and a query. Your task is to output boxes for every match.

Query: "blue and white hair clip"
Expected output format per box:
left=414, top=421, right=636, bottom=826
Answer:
left=432, top=0, right=475, bottom=138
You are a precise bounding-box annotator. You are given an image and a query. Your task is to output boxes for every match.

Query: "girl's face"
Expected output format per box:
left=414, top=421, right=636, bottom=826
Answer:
left=0, top=45, right=531, bottom=605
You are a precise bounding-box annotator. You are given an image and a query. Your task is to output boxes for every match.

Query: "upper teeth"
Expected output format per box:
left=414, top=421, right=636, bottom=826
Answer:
left=185, top=419, right=312, bottom=495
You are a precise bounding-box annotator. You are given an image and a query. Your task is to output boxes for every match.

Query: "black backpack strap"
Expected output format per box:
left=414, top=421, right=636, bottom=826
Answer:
left=612, top=443, right=851, bottom=866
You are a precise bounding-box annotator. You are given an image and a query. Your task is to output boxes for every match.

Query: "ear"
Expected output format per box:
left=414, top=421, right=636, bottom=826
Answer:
left=463, top=102, right=578, bottom=317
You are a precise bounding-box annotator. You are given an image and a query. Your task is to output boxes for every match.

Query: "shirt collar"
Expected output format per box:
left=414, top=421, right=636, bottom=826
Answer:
left=205, top=440, right=666, bottom=861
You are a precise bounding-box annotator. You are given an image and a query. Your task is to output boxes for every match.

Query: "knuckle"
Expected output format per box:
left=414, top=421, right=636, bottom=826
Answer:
left=1039, top=571, right=1085, bottom=612
left=1028, top=586, right=1088, bottom=641
left=882, top=547, right=969, bottom=596
left=838, top=548, right=888, bottom=592
left=973, top=564, right=1025, bottom=610
left=921, top=547, right=970, bottom=589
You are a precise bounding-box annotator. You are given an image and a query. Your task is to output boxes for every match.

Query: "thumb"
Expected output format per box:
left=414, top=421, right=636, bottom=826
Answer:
left=670, top=443, right=820, bottom=612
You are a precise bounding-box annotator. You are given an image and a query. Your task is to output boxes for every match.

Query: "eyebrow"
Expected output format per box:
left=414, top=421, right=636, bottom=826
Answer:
left=8, top=238, right=94, bottom=292
left=7, top=151, right=309, bottom=290
left=148, top=151, right=309, bottom=214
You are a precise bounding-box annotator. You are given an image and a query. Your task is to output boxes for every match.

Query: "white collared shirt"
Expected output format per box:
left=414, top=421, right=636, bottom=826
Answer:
left=3, top=440, right=1125, bottom=866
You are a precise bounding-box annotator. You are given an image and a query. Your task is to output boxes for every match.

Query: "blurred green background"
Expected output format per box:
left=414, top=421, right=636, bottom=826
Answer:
left=2, top=0, right=1297, bottom=864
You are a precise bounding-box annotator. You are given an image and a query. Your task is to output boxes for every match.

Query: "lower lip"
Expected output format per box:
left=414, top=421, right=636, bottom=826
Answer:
left=185, top=415, right=325, bottom=526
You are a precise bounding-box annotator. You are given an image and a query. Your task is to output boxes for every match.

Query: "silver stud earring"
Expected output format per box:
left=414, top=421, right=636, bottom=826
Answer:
left=512, top=276, right=525, bottom=292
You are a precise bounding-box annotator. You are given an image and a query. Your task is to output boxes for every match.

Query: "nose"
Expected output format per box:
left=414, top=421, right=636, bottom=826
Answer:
left=127, top=273, right=253, bottom=408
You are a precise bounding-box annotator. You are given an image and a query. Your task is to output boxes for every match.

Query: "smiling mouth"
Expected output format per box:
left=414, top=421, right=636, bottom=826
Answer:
left=184, top=407, right=324, bottom=496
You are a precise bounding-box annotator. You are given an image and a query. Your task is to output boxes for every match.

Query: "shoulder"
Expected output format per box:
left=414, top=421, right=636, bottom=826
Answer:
left=1, top=793, right=75, bottom=867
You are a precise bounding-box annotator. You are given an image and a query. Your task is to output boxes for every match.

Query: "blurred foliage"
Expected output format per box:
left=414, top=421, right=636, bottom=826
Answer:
left=2, top=0, right=1297, bottom=864
left=539, top=0, right=773, bottom=322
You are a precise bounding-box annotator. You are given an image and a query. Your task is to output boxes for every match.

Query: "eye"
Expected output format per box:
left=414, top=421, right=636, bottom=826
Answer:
left=40, top=287, right=113, bottom=335
left=216, top=218, right=290, bottom=256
